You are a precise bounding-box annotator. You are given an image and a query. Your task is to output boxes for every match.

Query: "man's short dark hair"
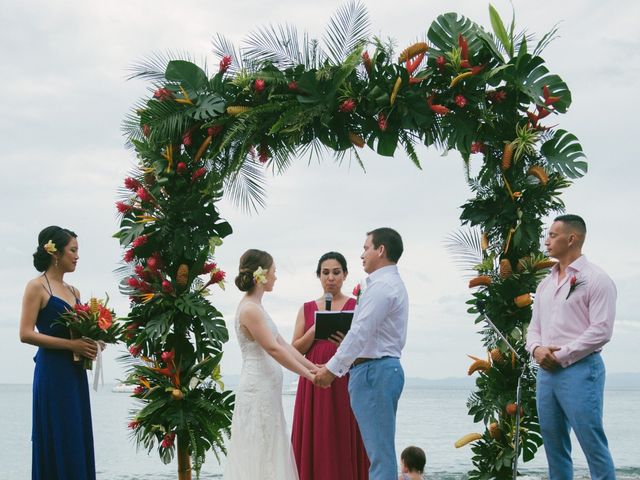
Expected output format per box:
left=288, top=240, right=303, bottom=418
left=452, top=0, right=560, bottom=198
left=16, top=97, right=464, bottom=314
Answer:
left=401, top=445, right=426, bottom=473
left=554, top=214, right=587, bottom=235
left=367, top=227, right=403, bottom=263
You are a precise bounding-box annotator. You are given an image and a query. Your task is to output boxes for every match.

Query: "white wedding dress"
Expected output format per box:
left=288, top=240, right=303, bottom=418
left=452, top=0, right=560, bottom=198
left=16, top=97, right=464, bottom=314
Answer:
left=223, top=303, right=299, bottom=480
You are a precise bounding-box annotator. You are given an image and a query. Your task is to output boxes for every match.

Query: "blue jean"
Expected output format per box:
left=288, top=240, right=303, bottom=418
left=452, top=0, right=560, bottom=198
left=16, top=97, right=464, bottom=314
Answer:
left=348, top=357, right=404, bottom=480
left=536, top=352, right=615, bottom=480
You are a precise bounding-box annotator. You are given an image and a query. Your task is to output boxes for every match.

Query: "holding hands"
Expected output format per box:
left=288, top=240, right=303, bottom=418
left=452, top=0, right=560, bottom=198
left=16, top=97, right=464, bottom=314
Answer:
left=313, top=366, right=336, bottom=388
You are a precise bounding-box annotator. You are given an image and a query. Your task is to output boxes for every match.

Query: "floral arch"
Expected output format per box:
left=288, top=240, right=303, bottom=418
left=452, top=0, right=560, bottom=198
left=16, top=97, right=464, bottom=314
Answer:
left=115, top=3, right=586, bottom=479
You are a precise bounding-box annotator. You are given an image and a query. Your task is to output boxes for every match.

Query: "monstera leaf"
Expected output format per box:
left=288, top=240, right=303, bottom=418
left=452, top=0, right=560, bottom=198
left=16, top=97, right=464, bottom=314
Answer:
left=541, top=129, right=587, bottom=178
left=512, top=54, right=571, bottom=112
left=428, top=12, right=480, bottom=54
left=165, top=60, right=208, bottom=92
left=189, top=94, right=225, bottom=121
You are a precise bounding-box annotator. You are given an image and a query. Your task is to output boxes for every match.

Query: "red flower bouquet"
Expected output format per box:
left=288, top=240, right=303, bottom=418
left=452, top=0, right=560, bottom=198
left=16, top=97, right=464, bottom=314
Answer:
left=56, top=296, right=123, bottom=369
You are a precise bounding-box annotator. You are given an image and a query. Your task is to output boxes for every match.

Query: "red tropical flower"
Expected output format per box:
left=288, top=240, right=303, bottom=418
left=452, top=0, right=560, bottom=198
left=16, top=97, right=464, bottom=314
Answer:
left=338, top=99, right=356, bottom=113
left=128, top=420, right=140, bottom=430
left=211, top=269, right=226, bottom=284
left=116, top=201, right=132, bottom=214
left=132, top=235, right=148, bottom=248
left=254, top=79, right=265, bottom=93
left=129, top=345, right=142, bottom=357
left=143, top=124, right=151, bottom=137
left=487, top=90, right=507, bottom=103
left=219, top=55, right=232, bottom=73
left=97, top=306, right=113, bottom=330
left=124, top=177, right=142, bottom=191
left=436, top=56, right=446, bottom=70
left=136, top=187, right=152, bottom=202
left=153, top=88, right=173, bottom=101
left=470, top=142, right=485, bottom=154
left=377, top=113, right=388, bottom=132
left=176, top=162, right=187, bottom=174
left=182, top=131, right=192, bottom=146
left=258, top=145, right=269, bottom=164
left=161, top=280, right=173, bottom=293
left=207, top=125, right=223, bottom=137
left=161, top=350, right=175, bottom=363
left=287, top=81, right=298, bottom=91
left=202, top=262, right=217, bottom=274
left=161, top=432, right=176, bottom=449
left=455, top=95, right=468, bottom=108
left=123, top=248, right=135, bottom=263
left=191, top=167, right=207, bottom=182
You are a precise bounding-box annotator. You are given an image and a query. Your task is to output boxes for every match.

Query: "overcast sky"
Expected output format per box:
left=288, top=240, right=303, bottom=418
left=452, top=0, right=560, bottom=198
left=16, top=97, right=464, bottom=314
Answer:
left=1, top=0, right=639, bottom=384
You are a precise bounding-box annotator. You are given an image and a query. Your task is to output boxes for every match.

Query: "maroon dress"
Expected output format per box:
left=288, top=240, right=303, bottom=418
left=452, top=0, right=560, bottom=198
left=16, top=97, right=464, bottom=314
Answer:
left=291, top=298, right=369, bottom=480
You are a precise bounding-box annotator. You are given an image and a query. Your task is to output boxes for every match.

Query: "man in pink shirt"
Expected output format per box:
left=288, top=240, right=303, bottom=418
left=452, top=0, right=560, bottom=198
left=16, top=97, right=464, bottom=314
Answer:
left=526, top=214, right=616, bottom=479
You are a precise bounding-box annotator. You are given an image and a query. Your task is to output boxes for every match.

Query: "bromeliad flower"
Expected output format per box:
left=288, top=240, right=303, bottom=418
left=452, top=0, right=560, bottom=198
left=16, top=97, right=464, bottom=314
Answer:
left=253, top=266, right=268, bottom=285
left=566, top=275, right=584, bottom=299
left=43, top=240, right=57, bottom=254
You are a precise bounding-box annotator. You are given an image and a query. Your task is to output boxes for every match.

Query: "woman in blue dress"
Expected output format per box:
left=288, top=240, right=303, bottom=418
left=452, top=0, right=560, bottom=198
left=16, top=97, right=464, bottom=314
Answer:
left=19, top=226, right=98, bottom=480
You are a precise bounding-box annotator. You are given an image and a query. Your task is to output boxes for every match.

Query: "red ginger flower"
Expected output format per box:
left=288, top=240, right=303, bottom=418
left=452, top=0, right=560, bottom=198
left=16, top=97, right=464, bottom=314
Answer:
left=258, top=145, right=270, bottom=164
left=191, top=167, right=207, bottom=182
left=143, top=124, right=151, bottom=137
left=161, top=350, right=175, bottom=362
left=362, top=51, right=372, bottom=73
left=377, top=113, right=388, bottom=132
left=182, top=131, right=192, bottom=146
left=161, top=280, right=173, bottom=293
left=202, top=262, right=217, bottom=274
left=124, top=177, right=142, bottom=191
left=287, top=81, right=298, bottom=91
left=153, top=88, right=173, bottom=101
left=128, top=420, right=140, bottom=430
left=176, top=162, right=187, bottom=174
left=470, top=142, right=485, bottom=154
left=436, top=56, right=446, bottom=70
left=116, top=201, right=132, bottom=214
left=219, top=55, right=232, bottom=73
left=128, top=277, right=141, bottom=289
left=254, top=79, right=265, bottom=93
left=207, top=125, right=223, bottom=137
left=210, top=269, right=226, bottom=284
left=129, top=345, right=142, bottom=357
left=132, top=235, right=148, bottom=248
left=136, top=187, right=152, bottom=202
left=487, top=90, right=507, bottom=103
left=133, top=385, right=144, bottom=395
left=74, top=303, right=90, bottom=313
left=458, top=34, right=469, bottom=61
left=161, top=433, right=176, bottom=449
left=338, top=99, right=356, bottom=113
left=146, top=256, right=159, bottom=271
left=123, top=248, right=135, bottom=263
left=455, top=95, right=468, bottom=108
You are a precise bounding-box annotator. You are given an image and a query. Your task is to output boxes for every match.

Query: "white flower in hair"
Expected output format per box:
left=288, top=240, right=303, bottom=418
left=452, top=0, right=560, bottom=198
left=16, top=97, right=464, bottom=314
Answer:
left=253, top=266, right=268, bottom=285
left=43, top=240, right=57, bottom=254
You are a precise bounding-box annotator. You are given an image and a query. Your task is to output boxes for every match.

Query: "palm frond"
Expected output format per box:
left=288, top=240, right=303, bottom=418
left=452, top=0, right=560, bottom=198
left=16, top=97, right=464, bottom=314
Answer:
left=303, top=37, right=325, bottom=69
left=211, top=34, right=245, bottom=74
left=223, top=159, right=267, bottom=214
left=533, top=24, right=560, bottom=56
left=243, top=23, right=305, bottom=69
left=322, top=0, right=371, bottom=65
left=127, top=50, right=203, bottom=82
left=444, top=227, right=484, bottom=274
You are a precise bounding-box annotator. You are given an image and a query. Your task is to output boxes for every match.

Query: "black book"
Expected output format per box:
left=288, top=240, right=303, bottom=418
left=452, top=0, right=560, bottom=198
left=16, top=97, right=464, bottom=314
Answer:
left=314, top=311, right=354, bottom=340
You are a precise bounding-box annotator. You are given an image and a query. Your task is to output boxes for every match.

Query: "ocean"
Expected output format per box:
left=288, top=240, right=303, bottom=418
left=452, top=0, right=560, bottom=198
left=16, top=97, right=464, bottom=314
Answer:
left=1, top=382, right=638, bottom=479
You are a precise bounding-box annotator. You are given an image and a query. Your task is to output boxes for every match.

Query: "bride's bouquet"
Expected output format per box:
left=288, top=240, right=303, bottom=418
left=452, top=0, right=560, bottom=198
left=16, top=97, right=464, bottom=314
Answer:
left=57, top=296, right=123, bottom=369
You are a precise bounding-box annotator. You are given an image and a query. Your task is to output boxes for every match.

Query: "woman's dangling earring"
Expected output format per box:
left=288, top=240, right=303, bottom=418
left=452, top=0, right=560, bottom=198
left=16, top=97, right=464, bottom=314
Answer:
left=54, top=256, right=59, bottom=268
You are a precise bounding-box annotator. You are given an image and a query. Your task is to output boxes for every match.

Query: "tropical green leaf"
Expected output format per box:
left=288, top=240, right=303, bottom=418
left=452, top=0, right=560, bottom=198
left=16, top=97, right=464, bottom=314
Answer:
left=513, top=54, right=571, bottom=112
left=428, top=12, right=477, bottom=53
left=488, top=4, right=511, bottom=55
left=541, top=129, right=587, bottom=178
left=190, top=94, right=225, bottom=121
left=165, top=60, right=208, bottom=91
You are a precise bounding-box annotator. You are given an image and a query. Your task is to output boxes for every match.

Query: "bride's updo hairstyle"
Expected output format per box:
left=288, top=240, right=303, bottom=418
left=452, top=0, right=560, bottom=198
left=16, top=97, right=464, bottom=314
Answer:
left=33, top=226, right=77, bottom=272
left=235, top=249, right=274, bottom=292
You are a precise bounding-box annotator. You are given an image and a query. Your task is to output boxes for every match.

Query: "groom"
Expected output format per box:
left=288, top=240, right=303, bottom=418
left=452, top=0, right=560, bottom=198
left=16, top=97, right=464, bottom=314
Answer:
left=315, top=227, right=408, bottom=480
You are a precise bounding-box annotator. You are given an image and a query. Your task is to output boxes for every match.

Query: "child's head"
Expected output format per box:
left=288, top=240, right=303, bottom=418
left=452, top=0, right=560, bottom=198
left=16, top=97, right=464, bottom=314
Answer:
left=400, top=445, right=426, bottom=474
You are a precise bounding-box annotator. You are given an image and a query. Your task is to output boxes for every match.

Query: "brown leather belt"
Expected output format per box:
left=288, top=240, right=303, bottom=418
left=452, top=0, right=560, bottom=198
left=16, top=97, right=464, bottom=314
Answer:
left=352, top=357, right=376, bottom=367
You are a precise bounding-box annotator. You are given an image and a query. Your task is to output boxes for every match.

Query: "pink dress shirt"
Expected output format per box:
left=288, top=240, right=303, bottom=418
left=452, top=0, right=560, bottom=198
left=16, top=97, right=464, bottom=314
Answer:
left=526, top=255, right=616, bottom=368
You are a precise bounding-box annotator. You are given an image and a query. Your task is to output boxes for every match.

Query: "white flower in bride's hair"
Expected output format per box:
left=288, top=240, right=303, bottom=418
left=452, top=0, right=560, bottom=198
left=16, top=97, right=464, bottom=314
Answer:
left=43, top=240, right=57, bottom=254
left=253, top=266, right=268, bottom=285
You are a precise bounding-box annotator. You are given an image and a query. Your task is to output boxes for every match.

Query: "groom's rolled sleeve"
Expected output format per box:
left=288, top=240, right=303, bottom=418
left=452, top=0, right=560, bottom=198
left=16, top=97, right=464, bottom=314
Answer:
left=326, top=282, right=390, bottom=377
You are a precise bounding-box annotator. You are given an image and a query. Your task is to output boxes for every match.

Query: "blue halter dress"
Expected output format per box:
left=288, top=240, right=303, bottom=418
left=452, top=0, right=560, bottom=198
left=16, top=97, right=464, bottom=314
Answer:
left=31, top=279, right=95, bottom=480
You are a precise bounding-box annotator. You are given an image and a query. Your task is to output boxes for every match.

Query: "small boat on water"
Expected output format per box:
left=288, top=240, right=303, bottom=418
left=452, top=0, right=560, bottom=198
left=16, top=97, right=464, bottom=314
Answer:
left=111, top=383, right=136, bottom=393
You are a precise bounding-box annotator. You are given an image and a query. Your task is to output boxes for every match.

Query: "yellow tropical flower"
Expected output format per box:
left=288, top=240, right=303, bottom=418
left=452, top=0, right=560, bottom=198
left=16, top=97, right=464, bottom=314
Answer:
left=43, top=240, right=57, bottom=254
left=253, top=266, right=268, bottom=285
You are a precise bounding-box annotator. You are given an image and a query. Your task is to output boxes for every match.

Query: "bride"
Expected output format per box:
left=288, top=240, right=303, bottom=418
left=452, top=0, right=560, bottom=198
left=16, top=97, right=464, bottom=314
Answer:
left=224, top=249, right=317, bottom=480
